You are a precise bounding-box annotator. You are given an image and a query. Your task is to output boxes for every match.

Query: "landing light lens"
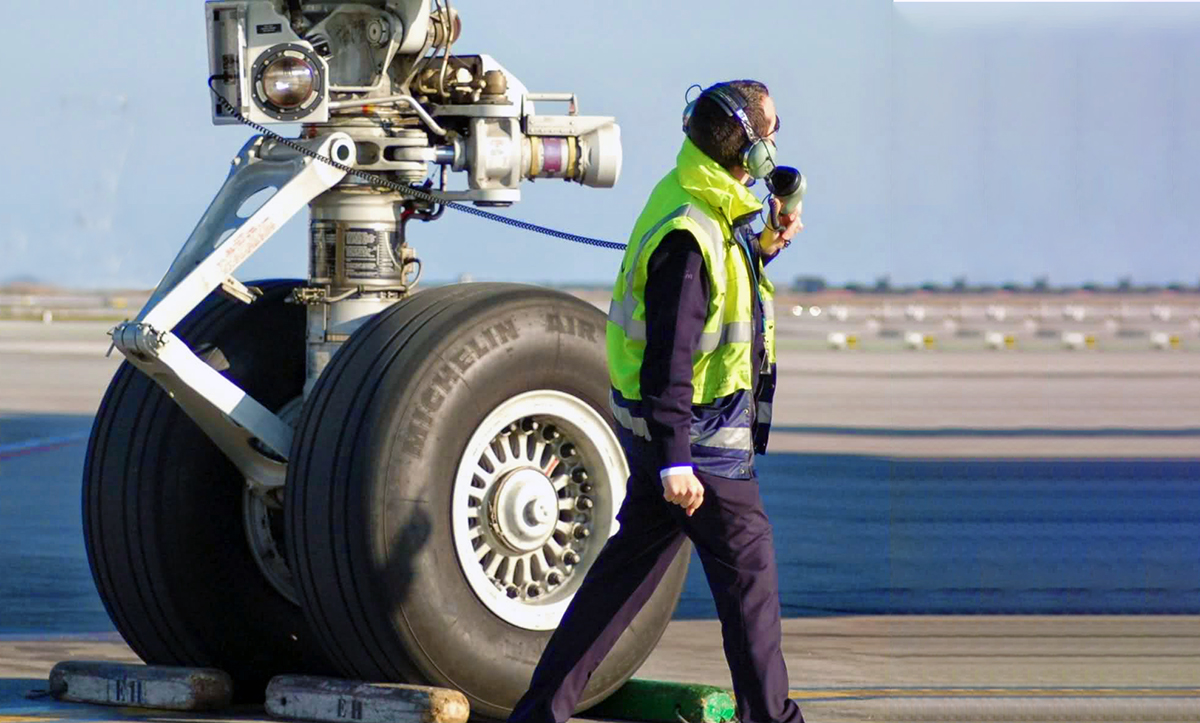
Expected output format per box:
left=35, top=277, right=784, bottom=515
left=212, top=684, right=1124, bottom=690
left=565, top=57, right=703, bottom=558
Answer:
left=262, top=56, right=315, bottom=109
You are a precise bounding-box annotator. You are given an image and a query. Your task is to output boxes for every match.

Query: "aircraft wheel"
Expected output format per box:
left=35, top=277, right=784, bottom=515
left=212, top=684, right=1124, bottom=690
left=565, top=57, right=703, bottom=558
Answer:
left=287, top=283, right=689, bottom=718
left=83, top=280, right=334, bottom=699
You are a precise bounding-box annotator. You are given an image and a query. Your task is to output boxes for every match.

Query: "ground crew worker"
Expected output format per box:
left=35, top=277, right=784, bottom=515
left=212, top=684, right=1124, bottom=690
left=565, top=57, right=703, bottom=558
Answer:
left=508, top=80, right=805, bottom=723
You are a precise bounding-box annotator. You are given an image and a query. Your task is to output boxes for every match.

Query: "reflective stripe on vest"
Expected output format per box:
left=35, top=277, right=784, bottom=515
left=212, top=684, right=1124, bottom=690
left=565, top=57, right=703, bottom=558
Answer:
left=757, top=401, right=773, bottom=427
left=608, top=307, right=754, bottom=353
left=691, top=425, right=752, bottom=450
left=608, top=204, right=726, bottom=342
left=609, top=396, right=651, bottom=441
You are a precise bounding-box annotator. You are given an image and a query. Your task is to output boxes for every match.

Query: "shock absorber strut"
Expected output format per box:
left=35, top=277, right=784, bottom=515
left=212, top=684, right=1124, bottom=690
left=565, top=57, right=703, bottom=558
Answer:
left=301, top=186, right=420, bottom=394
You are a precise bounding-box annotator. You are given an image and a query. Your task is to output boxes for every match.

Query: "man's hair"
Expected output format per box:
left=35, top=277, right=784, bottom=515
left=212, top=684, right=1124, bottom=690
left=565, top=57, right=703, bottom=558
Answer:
left=686, top=80, right=771, bottom=170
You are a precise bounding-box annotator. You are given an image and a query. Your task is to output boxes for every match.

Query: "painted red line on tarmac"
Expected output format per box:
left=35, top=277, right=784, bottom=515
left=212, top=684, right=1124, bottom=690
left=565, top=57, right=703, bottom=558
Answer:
left=0, top=434, right=89, bottom=461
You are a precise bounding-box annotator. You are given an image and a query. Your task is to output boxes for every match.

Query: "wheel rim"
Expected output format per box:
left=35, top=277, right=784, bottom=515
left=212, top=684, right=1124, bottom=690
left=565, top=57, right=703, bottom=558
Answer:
left=243, top=397, right=302, bottom=606
left=451, top=390, right=628, bottom=631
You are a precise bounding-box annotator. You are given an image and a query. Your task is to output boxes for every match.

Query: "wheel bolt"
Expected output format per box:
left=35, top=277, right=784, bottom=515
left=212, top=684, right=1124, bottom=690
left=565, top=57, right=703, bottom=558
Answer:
left=521, top=418, right=539, bottom=432
left=542, top=425, right=560, bottom=441
left=576, top=496, right=593, bottom=511
left=547, top=572, right=562, bottom=586
left=571, top=468, right=589, bottom=484
left=579, top=483, right=594, bottom=494
left=563, top=551, right=580, bottom=566
left=506, top=586, right=520, bottom=599
left=573, top=525, right=590, bottom=540
left=527, top=584, right=541, bottom=598
left=559, top=443, right=576, bottom=458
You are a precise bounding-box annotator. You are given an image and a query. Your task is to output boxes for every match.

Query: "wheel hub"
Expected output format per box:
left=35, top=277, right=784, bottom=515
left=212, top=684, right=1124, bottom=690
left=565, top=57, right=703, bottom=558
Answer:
left=451, top=390, right=628, bottom=630
left=490, top=468, right=559, bottom=553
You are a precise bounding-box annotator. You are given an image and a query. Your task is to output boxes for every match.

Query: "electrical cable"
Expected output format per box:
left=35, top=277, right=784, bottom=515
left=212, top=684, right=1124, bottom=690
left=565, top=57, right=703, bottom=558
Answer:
left=437, top=0, right=453, bottom=97
left=208, top=76, right=626, bottom=251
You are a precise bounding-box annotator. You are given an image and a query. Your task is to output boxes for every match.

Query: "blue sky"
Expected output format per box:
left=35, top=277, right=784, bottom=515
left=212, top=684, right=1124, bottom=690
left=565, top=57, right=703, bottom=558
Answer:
left=1, top=1, right=1197, bottom=289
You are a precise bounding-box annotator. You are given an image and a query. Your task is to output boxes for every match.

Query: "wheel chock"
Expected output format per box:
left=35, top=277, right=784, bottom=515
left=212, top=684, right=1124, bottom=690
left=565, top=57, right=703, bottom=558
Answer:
left=583, top=679, right=736, bottom=723
left=47, top=661, right=233, bottom=711
left=266, top=676, right=469, bottom=723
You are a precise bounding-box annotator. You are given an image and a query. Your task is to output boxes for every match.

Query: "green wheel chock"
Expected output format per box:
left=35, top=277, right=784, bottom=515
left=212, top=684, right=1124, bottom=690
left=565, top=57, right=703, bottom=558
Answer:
left=583, top=679, right=736, bottom=723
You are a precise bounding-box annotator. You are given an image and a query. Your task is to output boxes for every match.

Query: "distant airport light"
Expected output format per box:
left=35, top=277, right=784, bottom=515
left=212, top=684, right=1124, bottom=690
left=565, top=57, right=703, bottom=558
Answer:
left=827, top=332, right=849, bottom=350
left=986, top=305, right=1007, bottom=322
left=809, top=306, right=822, bottom=317
left=905, top=331, right=935, bottom=350
left=984, top=331, right=1017, bottom=350
left=1151, top=332, right=1182, bottom=351
left=1062, top=332, right=1096, bottom=351
left=1062, top=305, right=1086, bottom=322
left=790, top=305, right=804, bottom=317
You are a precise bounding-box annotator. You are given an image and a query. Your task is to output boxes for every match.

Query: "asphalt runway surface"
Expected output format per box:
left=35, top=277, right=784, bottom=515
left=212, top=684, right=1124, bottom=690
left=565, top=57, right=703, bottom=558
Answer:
left=3, top=318, right=1200, bottom=720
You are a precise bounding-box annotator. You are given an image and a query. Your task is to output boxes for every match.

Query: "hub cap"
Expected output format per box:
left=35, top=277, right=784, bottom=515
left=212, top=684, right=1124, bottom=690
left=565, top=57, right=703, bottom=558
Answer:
left=491, top=468, right=560, bottom=553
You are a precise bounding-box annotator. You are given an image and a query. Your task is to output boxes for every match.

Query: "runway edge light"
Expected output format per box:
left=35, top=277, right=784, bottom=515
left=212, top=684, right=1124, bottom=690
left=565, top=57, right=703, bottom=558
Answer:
left=265, top=675, right=469, bottom=723
left=47, top=661, right=233, bottom=711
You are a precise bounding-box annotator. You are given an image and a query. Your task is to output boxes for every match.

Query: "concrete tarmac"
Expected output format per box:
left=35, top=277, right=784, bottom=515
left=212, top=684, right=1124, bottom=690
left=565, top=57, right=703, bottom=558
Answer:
left=3, top=319, right=1200, bottom=720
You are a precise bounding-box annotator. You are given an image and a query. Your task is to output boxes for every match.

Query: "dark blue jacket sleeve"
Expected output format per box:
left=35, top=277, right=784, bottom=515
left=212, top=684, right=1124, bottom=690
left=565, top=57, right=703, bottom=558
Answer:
left=640, top=230, right=709, bottom=470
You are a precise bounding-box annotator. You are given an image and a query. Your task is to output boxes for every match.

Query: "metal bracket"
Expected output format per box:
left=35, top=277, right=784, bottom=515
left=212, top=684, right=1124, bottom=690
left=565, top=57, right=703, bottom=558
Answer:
left=218, top=276, right=262, bottom=305
left=112, top=133, right=355, bottom=489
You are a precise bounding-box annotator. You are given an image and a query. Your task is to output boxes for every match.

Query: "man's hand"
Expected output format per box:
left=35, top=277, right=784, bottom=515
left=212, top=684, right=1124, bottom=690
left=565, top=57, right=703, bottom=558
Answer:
left=662, top=471, right=705, bottom=516
left=758, top=197, right=803, bottom=256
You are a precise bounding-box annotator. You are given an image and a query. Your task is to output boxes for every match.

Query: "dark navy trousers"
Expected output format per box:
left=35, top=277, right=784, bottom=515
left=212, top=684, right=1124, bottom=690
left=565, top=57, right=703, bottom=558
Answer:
left=507, top=467, right=805, bottom=723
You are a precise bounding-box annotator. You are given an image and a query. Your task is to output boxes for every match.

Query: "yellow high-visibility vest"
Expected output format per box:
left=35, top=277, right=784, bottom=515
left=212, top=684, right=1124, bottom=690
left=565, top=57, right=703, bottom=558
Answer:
left=607, top=138, right=776, bottom=423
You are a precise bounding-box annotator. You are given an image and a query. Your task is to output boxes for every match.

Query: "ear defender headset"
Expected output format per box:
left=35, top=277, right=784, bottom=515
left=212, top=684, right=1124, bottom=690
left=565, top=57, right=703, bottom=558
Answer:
left=681, top=82, right=777, bottom=180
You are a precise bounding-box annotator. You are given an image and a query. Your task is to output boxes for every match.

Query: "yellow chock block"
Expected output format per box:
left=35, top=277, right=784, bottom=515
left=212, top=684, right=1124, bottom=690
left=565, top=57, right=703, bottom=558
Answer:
left=1171, top=335, right=1182, bottom=350
left=1004, top=335, right=1016, bottom=349
left=923, top=334, right=936, bottom=349
left=1085, top=334, right=1097, bottom=350
left=846, top=334, right=859, bottom=350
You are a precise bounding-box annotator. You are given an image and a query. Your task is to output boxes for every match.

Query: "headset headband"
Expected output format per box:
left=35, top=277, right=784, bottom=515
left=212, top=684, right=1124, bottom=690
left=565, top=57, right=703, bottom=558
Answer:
left=681, top=81, right=777, bottom=180
left=704, top=84, right=760, bottom=144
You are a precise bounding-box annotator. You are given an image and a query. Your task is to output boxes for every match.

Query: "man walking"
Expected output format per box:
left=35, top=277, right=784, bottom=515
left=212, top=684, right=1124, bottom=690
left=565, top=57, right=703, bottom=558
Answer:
left=508, top=80, right=804, bottom=723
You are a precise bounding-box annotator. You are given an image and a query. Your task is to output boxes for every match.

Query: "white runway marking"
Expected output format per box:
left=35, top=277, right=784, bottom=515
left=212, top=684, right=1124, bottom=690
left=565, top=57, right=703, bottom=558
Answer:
left=0, top=433, right=89, bottom=461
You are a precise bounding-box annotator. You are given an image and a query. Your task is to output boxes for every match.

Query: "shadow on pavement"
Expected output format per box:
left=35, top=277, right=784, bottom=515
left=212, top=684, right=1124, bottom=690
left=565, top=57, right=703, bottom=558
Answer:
left=677, top=453, right=1200, bottom=618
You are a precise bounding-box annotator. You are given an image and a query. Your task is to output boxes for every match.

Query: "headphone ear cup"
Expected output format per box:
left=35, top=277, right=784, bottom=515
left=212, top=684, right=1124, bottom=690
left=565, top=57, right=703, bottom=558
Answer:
left=743, top=138, right=777, bottom=179
left=682, top=99, right=697, bottom=133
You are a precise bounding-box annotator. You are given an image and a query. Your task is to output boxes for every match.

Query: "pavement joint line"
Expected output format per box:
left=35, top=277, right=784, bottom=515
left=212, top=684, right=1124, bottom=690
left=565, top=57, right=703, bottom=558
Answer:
left=0, top=433, right=90, bottom=460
